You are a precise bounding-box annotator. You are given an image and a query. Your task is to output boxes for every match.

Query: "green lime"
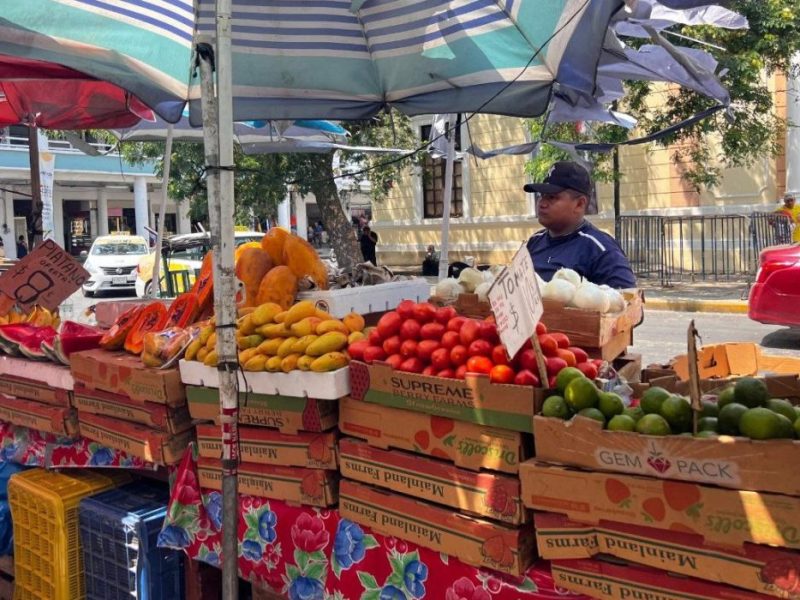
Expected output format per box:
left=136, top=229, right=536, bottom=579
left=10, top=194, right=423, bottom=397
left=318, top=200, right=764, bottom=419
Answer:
left=608, top=414, right=636, bottom=432
left=542, top=396, right=570, bottom=420
left=738, top=407, right=784, bottom=440
left=659, top=395, right=693, bottom=433
left=718, top=402, right=748, bottom=436
left=578, top=407, right=606, bottom=427
left=733, top=377, right=769, bottom=408
left=598, top=392, right=625, bottom=419
left=775, top=414, right=795, bottom=439
left=564, top=377, right=599, bottom=412
left=635, top=413, right=671, bottom=436
left=697, top=417, right=718, bottom=432
left=766, top=399, right=797, bottom=422
left=623, top=406, right=645, bottom=423
left=640, top=387, right=671, bottom=415
left=700, top=400, right=719, bottom=418
left=716, top=386, right=736, bottom=409
left=555, top=367, right=585, bottom=395
left=795, top=416, right=800, bottom=439
left=694, top=430, right=719, bottom=439
left=795, top=406, right=800, bottom=419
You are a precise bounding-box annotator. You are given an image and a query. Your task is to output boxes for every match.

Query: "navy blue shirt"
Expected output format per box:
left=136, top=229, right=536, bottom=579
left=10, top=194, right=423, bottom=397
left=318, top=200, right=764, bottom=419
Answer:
left=526, top=221, right=636, bottom=288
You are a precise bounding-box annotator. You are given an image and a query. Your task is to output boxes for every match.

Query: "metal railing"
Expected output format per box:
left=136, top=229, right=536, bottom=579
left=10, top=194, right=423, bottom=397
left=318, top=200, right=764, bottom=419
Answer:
left=619, top=212, right=793, bottom=286
left=0, top=135, right=117, bottom=155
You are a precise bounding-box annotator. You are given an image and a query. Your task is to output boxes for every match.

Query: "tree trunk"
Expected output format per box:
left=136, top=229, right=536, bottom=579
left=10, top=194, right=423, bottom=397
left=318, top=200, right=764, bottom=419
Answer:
left=28, top=126, right=43, bottom=248
left=307, top=153, right=362, bottom=273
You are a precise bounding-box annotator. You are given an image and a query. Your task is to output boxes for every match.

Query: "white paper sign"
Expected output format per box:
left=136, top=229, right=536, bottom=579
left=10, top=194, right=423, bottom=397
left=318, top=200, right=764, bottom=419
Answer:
left=488, top=243, right=543, bottom=358
left=38, top=130, right=55, bottom=241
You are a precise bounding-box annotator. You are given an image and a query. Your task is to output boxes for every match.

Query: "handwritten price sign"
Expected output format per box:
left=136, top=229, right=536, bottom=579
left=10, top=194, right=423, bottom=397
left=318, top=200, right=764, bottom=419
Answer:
left=488, top=244, right=543, bottom=358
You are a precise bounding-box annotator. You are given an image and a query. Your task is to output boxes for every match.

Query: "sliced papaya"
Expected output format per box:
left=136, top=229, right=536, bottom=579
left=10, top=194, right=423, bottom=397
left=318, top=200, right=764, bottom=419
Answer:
left=124, top=303, right=168, bottom=355
left=99, top=304, right=146, bottom=350
left=164, top=292, right=200, bottom=329
left=192, top=251, right=214, bottom=316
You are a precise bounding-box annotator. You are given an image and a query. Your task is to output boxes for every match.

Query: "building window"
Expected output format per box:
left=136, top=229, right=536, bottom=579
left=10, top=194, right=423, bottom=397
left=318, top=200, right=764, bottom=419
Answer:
left=421, top=118, right=463, bottom=219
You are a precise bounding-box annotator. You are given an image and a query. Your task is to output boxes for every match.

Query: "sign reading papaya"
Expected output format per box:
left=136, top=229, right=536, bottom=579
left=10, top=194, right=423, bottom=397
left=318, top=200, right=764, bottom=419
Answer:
left=0, top=239, right=89, bottom=311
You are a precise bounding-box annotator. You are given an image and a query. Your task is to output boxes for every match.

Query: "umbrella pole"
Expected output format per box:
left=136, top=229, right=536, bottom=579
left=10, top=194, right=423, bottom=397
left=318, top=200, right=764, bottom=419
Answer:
left=437, top=114, right=457, bottom=280
left=149, top=124, right=174, bottom=298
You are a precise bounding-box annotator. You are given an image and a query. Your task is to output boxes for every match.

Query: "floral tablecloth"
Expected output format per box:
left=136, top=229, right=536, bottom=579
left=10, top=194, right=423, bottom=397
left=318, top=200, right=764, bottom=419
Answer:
left=0, top=421, right=154, bottom=469
left=159, top=448, right=587, bottom=600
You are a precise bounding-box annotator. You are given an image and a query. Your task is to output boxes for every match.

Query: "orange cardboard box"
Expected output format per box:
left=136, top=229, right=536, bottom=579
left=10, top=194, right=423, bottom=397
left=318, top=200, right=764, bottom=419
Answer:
left=339, top=396, right=528, bottom=474
left=197, top=456, right=338, bottom=507
left=70, top=349, right=185, bottom=406
left=0, top=394, right=78, bottom=437
left=536, top=512, right=800, bottom=599
left=533, top=415, right=800, bottom=496
left=196, top=425, right=337, bottom=470
left=551, top=557, right=774, bottom=600
left=73, top=385, right=192, bottom=434
left=78, top=412, right=192, bottom=465
left=349, top=361, right=542, bottom=433
left=187, top=386, right=337, bottom=433
left=339, top=437, right=527, bottom=525
left=520, top=460, right=800, bottom=551
left=339, top=480, right=535, bottom=576
left=0, top=374, right=71, bottom=407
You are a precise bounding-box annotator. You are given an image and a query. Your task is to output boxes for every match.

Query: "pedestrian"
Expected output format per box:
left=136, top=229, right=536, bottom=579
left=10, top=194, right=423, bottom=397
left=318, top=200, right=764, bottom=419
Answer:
left=422, top=244, right=439, bottom=276
left=16, top=235, right=27, bottom=259
left=359, top=226, right=378, bottom=266
left=524, top=161, right=636, bottom=288
left=774, top=193, right=800, bottom=243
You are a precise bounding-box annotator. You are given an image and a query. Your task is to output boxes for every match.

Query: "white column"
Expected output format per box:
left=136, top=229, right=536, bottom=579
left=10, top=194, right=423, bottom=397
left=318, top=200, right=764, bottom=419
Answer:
left=133, top=176, right=149, bottom=238
left=278, top=196, right=291, bottom=230
left=787, top=53, right=800, bottom=195
left=52, top=187, right=65, bottom=247
left=89, top=206, right=97, bottom=241
left=177, top=201, right=191, bottom=234
left=97, top=188, right=109, bottom=236
left=295, top=195, right=308, bottom=241
left=2, top=190, right=15, bottom=259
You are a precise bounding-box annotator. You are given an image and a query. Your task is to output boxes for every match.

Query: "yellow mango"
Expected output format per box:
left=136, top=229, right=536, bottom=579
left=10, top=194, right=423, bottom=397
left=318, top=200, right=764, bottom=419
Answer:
left=239, top=348, right=259, bottom=364
left=198, top=326, right=214, bottom=346
left=204, top=350, right=219, bottom=367
left=348, top=331, right=365, bottom=344
left=265, top=356, right=283, bottom=372
left=343, top=312, right=366, bottom=333
left=251, top=302, right=284, bottom=326
left=274, top=311, right=288, bottom=323
left=305, top=331, right=348, bottom=357
left=244, top=354, right=267, bottom=372
left=237, top=334, right=264, bottom=350
left=315, top=308, right=332, bottom=320
left=290, top=317, right=322, bottom=337
left=196, top=347, right=209, bottom=362
left=237, top=314, right=257, bottom=336
left=185, top=339, right=203, bottom=361
left=315, top=319, right=349, bottom=336
left=283, top=301, right=318, bottom=326
left=297, top=355, right=315, bottom=371
left=310, top=352, right=349, bottom=372
left=237, top=306, right=257, bottom=318
left=281, top=353, right=302, bottom=372
left=257, top=323, right=291, bottom=339
left=290, top=335, right=318, bottom=354
left=257, top=338, right=284, bottom=356
left=277, top=337, right=299, bottom=358
left=141, top=352, right=162, bottom=368
left=206, top=332, right=217, bottom=350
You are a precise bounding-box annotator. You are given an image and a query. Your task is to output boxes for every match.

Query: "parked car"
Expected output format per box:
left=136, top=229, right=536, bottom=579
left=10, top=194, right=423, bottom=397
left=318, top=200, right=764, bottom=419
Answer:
left=748, top=243, right=800, bottom=327
left=81, top=234, right=150, bottom=297
left=135, top=230, right=263, bottom=298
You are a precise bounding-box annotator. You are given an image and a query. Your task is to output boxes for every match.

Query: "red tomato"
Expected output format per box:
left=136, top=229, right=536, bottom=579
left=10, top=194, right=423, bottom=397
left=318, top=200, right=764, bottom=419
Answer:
left=576, top=361, right=599, bottom=380
left=536, top=321, right=547, bottom=335
left=591, top=359, right=604, bottom=369
left=441, top=331, right=460, bottom=350
left=347, top=340, right=369, bottom=361
left=385, top=353, right=403, bottom=369
left=478, top=321, right=499, bottom=344
left=468, top=339, right=492, bottom=358
left=362, top=345, right=387, bottom=365
left=417, top=340, right=441, bottom=363
left=400, top=339, right=418, bottom=358
left=435, top=306, right=457, bottom=325
left=556, top=348, right=577, bottom=367
left=421, top=365, right=437, bottom=376
left=420, top=322, right=445, bottom=341
left=514, top=369, right=540, bottom=387
left=412, top=302, right=437, bottom=323
left=399, top=319, right=421, bottom=341
left=466, top=356, right=493, bottom=374
left=545, top=356, right=568, bottom=376
left=367, top=328, right=383, bottom=346
left=382, top=335, right=401, bottom=356
left=489, top=364, right=515, bottom=384
left=449, top=345, right=468, bottom=366
left=459, top=319, right=481, bottom=346
left=484, top=314, right=496, bottom=323
left=454, top=364, right=468, bottom=380
left=548, top=375, right=558, bottom=389
left=518, top=349, right=538, bottom=372
left=376, top=311, right=401, bottom=338
left=446, top=316, right=467, bottom=333
left=550, top=332, right=571, bottom=349
left=437, top=368, right=455, bottom=379
left=522, top=338, right=533, bottom=351
left=538, top=334, right=559, bottom=357
left=569, top=346, right=589, bottom=365
left=399, top=357, right=424, bottom=373
left=396, top=300, right=416, bottom=320
left=431, top=347, right=451, bottom=370
left=491, top=345, right=509, bottom=366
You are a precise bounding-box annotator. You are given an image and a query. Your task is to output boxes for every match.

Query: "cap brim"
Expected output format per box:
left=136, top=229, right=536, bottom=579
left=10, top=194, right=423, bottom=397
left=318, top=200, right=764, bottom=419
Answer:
left=523, top=182, right=565, bottom=194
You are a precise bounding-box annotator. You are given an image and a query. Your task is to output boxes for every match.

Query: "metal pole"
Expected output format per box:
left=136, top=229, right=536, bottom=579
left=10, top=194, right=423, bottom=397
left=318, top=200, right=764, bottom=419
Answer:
left=437, top=114, right=457, bottom=280
left=149, top=124, right=174, bottom=298
left=27, top=125, right=42, bottom=247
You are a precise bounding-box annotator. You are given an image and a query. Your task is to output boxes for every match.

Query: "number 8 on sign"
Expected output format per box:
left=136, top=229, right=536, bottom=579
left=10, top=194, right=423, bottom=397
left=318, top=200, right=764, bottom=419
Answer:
left=14, top=271, right=54, bottom=305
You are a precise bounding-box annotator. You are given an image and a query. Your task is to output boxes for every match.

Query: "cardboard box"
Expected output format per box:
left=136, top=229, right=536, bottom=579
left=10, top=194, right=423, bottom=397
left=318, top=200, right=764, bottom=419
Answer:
left=70, top=350, right=185, bottom=406
left=583, top=328, right=632, bottom=363
left=349, top=361, right=541, bottom=433
left=520, top=460, right=800, bottom=551
left=73, top=385, right=193, bottom=434
left=196, top=425, right=338, bottom=469
left=612, top=352, right=642, bottom=383
left=339, top=396, right=528, bottom=474
left=298, top=279, right=432, bottom=318
left=78, top=412, right=192, bottom=465
left=187, top=386, right=337, bottom=433
left=536, top=512, right=800, bottom=599
left=0, top=394, right=78, bottom=437
left=0, top=356, right=74, bottom=391
left=0, top=374, right=71, bottom=406
left=197, top=456, right=338, bottom=507
left=533, top=415, right=800, bottom=496
left=339, top=480, right=535, bottom=575
left=179, top=359, right=349, bottom=400
left=339, top=437, right=527, bottom=524
left=550, top=557, right=772, bottom=600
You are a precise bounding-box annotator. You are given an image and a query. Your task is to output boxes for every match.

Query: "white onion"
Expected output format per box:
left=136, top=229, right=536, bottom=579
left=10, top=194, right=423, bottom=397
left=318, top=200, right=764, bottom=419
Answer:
left=571, top=282, right=611, bottom=313
left=435, top=278, right=465, bottom=301
left=542, top=279, right=576, bottom=304
left=553, top=268, right=582, bottom=288
left=604, top=288, right=626, bottom=313
left=475, top=281, right=492, bottom=303
left=457, top=268, right=484, bottom=293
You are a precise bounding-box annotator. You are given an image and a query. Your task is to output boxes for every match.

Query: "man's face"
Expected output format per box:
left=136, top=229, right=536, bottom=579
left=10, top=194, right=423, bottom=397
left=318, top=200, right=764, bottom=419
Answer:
left=785, top=197, right=795, bottom=209
left=536, top=189, right=586, bottom=232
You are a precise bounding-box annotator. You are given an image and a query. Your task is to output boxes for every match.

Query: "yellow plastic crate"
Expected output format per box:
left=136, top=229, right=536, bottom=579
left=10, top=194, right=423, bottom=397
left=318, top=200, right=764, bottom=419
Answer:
left=8, top=469, right=128, bottom=600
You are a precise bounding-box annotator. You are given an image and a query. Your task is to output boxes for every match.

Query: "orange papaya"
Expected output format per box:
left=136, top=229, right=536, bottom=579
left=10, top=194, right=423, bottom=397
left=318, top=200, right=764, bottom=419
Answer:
left=260, top=227, right=289, bottom=265
left=235, top=247, right=274, bottom=307
left=124, top=303, right=168, bottom=355
left=192, top=251, right=214, bottom=315
left=99, top=304, right=146, bottom=350
left=282, top=235, right=328, bottom=290
left=164, top=292, right=200, bottom=329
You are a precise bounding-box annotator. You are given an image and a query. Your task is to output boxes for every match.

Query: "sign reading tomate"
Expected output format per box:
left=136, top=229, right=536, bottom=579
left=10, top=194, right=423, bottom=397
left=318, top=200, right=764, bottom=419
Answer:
left=488, top=243, right=543, bottom=358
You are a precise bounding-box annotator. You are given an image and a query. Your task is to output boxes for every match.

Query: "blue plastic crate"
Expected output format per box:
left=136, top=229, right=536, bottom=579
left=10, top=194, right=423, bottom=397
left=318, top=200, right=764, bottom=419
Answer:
left=79, top=481, right=184, bottom=600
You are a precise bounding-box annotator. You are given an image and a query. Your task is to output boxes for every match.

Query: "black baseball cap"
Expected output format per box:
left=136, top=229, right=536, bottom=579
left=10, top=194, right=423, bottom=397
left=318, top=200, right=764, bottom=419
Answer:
left=523, top=161, right=591, bottom=196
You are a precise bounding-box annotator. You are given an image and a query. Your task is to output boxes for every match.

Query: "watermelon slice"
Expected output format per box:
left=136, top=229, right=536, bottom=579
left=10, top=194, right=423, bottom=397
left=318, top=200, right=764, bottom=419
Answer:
left=18, top=327, right=56, bottom=360
left=0, top=324, right=40, bottom=356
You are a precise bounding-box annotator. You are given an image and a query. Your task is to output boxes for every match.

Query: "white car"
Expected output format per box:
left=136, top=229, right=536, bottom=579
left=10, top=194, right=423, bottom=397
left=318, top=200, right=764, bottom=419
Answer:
left=81, top=234, right=150, bottom=297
